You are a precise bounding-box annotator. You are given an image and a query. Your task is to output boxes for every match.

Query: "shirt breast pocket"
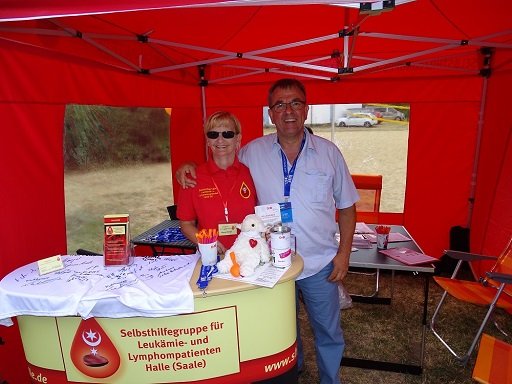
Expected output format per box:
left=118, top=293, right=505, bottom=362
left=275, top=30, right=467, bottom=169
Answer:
left=305, top=171, right=332, bottom=203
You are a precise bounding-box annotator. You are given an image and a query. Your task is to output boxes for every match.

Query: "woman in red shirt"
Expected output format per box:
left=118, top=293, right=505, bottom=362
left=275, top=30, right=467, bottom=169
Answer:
left=177, top=111, right=257, bottom=255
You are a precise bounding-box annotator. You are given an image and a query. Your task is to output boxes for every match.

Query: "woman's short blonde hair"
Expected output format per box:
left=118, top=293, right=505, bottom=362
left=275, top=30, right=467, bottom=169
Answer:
left=204, top=111, right=241, bottom=135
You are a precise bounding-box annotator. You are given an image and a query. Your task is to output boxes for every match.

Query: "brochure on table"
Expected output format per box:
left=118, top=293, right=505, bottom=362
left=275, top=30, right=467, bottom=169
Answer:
left=215, top=262, right=290, bottom=288
left=355, top=222, right=375, bottom=234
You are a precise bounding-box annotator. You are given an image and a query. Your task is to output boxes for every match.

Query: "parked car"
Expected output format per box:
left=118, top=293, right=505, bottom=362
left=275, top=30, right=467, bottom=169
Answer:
left=336, top=113, right=378, bottom=127
left=345, top=108, right=383, bottom=123
left=365, top=106, right=405, bottom=121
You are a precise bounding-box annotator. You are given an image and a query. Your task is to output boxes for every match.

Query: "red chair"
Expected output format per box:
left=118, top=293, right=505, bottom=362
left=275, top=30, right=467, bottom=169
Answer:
left=430, top=236, right=512, bottom=365
left=351, top=174, right=382, bottom=223
left=335, top=174, right=382, bottom=223
left=472, top=333, right=512, bottom=384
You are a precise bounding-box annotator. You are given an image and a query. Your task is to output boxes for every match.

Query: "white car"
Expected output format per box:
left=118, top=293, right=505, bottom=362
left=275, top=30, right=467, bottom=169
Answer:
left=336, top=113, right=378, bottom=127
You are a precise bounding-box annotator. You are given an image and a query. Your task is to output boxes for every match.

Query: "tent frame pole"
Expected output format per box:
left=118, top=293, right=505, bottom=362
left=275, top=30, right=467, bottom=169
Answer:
left=467, top=49, right=492, bottom=228
left=198, top=65, right=208, bottom=160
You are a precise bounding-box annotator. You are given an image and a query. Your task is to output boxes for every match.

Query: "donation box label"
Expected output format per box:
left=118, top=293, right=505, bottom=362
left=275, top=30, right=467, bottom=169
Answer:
left=57, top=307, right=239, bottom=383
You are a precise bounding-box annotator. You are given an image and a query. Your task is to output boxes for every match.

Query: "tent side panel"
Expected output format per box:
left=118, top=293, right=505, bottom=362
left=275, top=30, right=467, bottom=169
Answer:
left=0, top=103, right=67, bottom=276
left=404, top=101, right=477, bottom=257
left=170, top=107, right=206, bottom=201
left=0, top=103, right=66, bottom=383
left=470, top=67, right=512, bottom=276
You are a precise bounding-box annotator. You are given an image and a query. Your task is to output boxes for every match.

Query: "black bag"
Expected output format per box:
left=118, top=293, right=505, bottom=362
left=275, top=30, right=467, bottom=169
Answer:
left=435, top=225, right=470, bottom=275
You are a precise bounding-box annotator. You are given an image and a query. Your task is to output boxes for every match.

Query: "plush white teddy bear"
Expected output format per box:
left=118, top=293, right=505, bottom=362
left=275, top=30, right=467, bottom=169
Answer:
left=217, top=214, right=271, bottom=277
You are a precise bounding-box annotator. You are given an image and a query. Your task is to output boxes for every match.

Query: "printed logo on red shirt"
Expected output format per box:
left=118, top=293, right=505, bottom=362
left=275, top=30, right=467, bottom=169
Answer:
left=198, top=187, right=219, bottom=199
left=240, top=182, right=251, bottom=199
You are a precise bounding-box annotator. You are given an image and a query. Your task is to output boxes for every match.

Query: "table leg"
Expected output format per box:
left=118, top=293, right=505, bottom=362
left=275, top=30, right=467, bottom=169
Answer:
left=341, top=272, right=429, bottom=375
left=420, top=273, right=430, bottom=367
left=391, top=270, right=395, bottom=302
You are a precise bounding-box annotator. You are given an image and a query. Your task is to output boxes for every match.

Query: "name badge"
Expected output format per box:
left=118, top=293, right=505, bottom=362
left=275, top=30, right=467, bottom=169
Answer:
left=279, top=201, right=293, bottom=223
left=37, top=255, right=64, bottom=275
left=218, top=223, right=238, bottom=236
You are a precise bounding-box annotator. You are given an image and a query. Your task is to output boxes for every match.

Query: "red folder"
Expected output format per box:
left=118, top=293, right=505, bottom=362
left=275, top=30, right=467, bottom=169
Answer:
left=379, top=247, right=438, bottom=265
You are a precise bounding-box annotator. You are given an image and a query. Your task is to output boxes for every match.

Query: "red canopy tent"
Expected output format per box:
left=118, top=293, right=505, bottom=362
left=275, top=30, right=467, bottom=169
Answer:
left=0, top=1, right=511, bottom=381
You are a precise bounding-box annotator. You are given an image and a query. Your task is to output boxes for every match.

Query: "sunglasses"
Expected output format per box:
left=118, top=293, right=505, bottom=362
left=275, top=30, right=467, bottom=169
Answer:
left=206, top=131, right=236, bottom=139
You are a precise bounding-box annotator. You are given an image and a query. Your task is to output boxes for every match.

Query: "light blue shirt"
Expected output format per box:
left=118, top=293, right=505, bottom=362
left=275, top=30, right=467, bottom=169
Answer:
left=239, top=129, right=359, bottom=279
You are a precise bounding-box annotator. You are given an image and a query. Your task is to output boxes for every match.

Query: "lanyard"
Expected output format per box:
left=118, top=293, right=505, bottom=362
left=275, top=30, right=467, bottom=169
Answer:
left=211, top=173, right=238, bottom=223
left=280, top=135, right=306, bottom=200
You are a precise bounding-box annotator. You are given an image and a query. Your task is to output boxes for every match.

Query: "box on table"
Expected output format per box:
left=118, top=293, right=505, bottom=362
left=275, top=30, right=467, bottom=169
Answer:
left=104, top=214, right=132, bottom=266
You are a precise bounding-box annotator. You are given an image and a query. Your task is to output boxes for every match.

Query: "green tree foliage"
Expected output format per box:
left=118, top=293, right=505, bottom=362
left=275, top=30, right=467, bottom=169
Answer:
left=64, top=105, right=169, bottom=170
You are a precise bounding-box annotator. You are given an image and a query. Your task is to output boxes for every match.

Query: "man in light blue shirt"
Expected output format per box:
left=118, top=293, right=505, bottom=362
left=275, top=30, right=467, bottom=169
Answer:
left=178, top=78, right=358, bottom=383
left=238, top=120, right=357, bottom=281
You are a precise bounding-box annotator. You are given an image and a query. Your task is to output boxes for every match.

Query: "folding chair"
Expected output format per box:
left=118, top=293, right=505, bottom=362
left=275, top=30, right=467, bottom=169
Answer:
left=472, top=333, right=512, bottom=384
left=430, top=236, right=512, bottom=365
left=347, top=174, right=383, bottom=298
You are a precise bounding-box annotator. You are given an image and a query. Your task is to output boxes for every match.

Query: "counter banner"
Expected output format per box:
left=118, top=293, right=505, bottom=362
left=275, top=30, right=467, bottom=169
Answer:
left=59, top=308, right=240, bottom=383
left=22, top=305, right=297, bottom=383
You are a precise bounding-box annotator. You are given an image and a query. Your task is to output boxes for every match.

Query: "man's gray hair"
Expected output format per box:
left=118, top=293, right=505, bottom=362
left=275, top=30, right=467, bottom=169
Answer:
left=268, top=78, right=306, bottom=106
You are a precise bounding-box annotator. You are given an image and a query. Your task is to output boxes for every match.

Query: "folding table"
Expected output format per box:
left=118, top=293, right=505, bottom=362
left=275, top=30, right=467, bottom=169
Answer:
left=343, top=224, right=435, bottom=375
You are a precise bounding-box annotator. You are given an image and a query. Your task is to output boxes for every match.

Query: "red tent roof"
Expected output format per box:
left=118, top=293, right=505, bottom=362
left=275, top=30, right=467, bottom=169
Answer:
left=1, top=1, right=510, bottom=85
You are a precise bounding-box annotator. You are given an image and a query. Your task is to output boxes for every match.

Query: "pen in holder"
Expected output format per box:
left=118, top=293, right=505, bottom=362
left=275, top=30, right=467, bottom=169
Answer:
left=375, top=225, right=391, bottom=250
left=196, top=229, right=218, bottom=266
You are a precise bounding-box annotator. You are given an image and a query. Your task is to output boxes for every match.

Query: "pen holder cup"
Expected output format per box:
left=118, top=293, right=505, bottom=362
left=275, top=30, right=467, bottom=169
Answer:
left=198, top=241, right=218, bottom=266
left=376, top=233, right=389, bottom=250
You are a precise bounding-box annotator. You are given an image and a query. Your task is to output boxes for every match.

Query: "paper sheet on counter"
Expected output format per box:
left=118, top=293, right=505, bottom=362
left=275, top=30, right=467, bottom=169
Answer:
left=214, top=262, right=290, bottom=288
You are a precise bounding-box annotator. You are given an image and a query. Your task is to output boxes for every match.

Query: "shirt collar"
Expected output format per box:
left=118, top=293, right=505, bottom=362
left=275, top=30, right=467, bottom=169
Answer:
left=207, top=155, right=241, bottom=174
left=272, top=128, right=315, bottom=152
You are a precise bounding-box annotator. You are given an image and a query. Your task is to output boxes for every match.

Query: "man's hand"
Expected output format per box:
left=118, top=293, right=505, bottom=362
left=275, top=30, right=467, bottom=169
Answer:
left=329, top=251, right=350, bottom=282
left=328, top=204, right=356, bottom=283
left=176, top=162, right=198, bottom=188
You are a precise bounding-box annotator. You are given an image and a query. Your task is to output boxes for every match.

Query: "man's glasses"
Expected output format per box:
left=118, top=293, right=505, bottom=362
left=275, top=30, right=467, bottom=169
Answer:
left=269, top=100, right=306, bottom=113
left=206, top=131, right=236, bottom=139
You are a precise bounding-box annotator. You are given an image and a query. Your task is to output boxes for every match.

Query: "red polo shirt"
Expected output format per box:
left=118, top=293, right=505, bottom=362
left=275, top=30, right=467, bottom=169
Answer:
left=177, top=157, right=257, bottom=248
